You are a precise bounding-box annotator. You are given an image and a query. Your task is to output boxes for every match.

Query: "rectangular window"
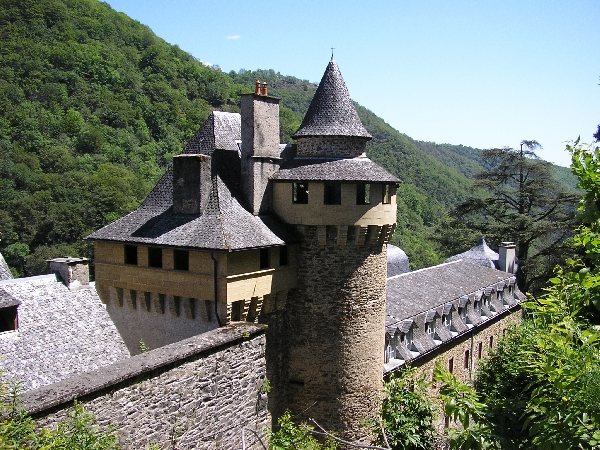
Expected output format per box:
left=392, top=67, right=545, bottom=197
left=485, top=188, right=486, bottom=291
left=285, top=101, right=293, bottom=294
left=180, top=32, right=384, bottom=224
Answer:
left=279, top=246, right=288, bottom=266
left=478, top=341, right=483, bottom=359
left=443, top=313, right=452, bottom=328
left=324, top=182, right=341, bottom=205
left=448, top=357, right=454, bottom=374
left=401, top=328, right=413, bottom=348
left=174, top=250, right=189, bottom=271
left=382, top=184, right=392, bottom=204
left=124, top=245, right=138, bottom=265
left=426, top=320, right=435, bottom=338
left=464, top=350, right=470, bottom=369
left=459, top=306, right=467, bottom=322
left=0, top=306, right=18, bottom=332
left=489, top=336, right=494, bottom=348
left=356, top=183, right=370, bottom=205
left=292, top=182, right=309, bottom=204
left=259, top=248, right=270, bottom=269
left=148, top=247, right=162, bottom=268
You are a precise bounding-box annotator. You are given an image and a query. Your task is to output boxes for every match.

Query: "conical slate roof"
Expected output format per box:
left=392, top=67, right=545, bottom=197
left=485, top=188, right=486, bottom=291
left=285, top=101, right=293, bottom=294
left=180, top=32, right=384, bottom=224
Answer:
left=293, top=59, right=371, bottom=139
left=445, top=237, right=499, bottom=269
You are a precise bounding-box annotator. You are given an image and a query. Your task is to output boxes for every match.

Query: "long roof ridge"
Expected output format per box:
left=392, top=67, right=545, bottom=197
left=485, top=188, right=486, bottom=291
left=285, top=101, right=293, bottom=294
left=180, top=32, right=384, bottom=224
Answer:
left=293, top=59, right=371, bottom=139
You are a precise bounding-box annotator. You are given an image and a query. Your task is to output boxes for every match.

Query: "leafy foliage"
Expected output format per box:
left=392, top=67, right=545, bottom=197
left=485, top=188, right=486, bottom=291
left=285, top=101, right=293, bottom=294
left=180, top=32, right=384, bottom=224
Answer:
left=0, top=378, right=118, bottom=449
left=474, top=140, right=600, bottom=449
left=378, top=367, right=436, bottom=450
left=268, top=411, right=338, bottom=450
left=434, top=364, right=499, bottom=450
left=444, top=141, right=578, bottom=292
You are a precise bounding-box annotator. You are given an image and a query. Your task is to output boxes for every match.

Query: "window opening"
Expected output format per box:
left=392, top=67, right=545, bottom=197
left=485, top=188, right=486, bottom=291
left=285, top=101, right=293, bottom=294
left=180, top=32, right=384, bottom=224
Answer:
left=124, top=245, right=138, bottom=265
left=356, top=183, right=371, bottom=205
left=478, top=341, right=483, bottom=359
left=426, top=319, right=436, bottom=338
left=292, top=182, right=309, bottom=204
left=279, top=246, right=288, bottom=266
left=0, top=306, right=18, bottom=332
left=489, top=336, right=494, bottom=348
left=443, top=313, right=452, bottom=328
left=174, top=250, right=189, bottom=271
left=324, top=182, right=341, bottom=205
left=259, top=248, right=270, bottom=269
left=148, top=247, right=162, bottom=268
left=464, top=350, right=470, bottom=369
left=382, top=184, right=392, bottom=204
left=448, top=357, right=454, bottom=374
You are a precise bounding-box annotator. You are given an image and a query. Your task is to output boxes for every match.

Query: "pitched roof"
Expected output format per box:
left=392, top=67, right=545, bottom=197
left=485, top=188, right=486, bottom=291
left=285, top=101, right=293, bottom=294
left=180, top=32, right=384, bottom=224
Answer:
left=87, top=168, right=290, bottom=250
left=386, top=259, right=514, bottom=327
left=0, top=276, right=129, bottom=392
left=445, top=237, right=499, bottom=269
left=293, top=59, right=371, bottom=139
left=184, top=111, right=241, bottom=155
left=272, top=157, right=400, bottom=182
left=0, top=252, right=12, bottom=281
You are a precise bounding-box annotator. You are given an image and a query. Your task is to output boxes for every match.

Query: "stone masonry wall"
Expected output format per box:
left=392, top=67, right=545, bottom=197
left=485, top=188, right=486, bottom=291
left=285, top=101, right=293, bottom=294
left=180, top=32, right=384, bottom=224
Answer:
left=284, top=226, right=387, bottom=441
left=23, top=324, right=270, bottom=450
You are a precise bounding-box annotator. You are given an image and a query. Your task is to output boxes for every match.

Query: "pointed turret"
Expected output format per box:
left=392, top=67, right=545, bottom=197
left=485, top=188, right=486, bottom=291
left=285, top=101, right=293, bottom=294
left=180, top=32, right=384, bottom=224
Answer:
left=293, top=59, right=371, bottom=139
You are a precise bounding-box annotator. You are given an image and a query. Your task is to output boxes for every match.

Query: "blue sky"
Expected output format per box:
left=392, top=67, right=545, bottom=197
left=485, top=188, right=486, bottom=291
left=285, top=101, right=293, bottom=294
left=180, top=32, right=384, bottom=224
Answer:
left=104, top=0, right=599, bottom=167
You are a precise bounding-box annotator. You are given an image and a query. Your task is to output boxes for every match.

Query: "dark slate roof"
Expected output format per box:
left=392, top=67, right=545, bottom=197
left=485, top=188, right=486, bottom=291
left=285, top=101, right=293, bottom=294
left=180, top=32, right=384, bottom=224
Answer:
left=445, top=237, right=499, bottom=269
left=272, top=157, right=400, bottom=182
left=293, top=59, right=371, bottom=139
left=87, top=168, right=289, bottom=250
left=386, top=259, right=514, bottom=327
left=0, top=276, right=129, bottom=392
left=387, top=244, right=410, bottom=277
left=184, top=111, right=241, bottom=155
left=0, top=252, right=12, bottom=281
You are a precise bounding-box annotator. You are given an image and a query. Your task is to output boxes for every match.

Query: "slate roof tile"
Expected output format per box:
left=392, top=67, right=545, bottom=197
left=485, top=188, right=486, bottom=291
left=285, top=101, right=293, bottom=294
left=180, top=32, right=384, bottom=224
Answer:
left=293, top=59, right=371, bottom=139
left=0, top=252, right=12, bottom=281
left=0, top=276, right=129, bottom=392
left=272, top=157, right=400, bottom=182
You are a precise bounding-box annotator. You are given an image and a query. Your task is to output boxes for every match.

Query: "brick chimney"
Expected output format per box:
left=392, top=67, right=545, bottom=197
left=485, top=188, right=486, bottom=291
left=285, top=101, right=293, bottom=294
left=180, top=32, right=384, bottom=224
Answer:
left=172, top=154, right=212, bottom=215
left=498, top=242, right=516, bottom=274
left=47, top=257, right=89, bottom=290
left=240, top=84, right=281, bottom=215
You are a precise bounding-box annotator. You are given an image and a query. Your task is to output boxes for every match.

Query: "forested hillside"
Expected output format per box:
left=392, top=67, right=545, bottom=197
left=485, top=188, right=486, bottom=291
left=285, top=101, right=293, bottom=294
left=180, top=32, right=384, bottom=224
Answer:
left=0, top=0, right=575, bottom=275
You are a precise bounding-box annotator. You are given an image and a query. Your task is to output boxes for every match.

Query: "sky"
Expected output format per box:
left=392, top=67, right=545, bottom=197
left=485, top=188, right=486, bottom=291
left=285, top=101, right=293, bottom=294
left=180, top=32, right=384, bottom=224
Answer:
left=104, top=0, right=600, bottom=167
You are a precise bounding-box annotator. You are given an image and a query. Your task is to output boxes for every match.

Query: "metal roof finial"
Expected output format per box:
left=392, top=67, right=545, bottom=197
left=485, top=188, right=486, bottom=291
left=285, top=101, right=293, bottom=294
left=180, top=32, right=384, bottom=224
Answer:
left=331, top=47, right=335, bottom=61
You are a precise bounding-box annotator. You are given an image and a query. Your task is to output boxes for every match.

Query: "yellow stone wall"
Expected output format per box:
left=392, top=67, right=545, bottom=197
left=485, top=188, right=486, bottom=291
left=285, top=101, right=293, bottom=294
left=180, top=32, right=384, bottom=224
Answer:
left=272, top=182, right=397, bottom=226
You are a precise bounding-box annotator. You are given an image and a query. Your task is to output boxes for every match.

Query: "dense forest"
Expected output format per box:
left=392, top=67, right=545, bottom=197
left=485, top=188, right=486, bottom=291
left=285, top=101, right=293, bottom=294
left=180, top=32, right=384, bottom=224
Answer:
left=0, top=0, right=577, bottom=276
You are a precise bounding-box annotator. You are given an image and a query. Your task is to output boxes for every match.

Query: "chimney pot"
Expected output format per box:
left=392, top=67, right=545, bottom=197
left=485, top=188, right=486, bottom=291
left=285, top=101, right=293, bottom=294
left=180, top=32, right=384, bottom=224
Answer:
left=261, top=82, right=268, bottom=96
left=255, top=80, right=261, bottom=95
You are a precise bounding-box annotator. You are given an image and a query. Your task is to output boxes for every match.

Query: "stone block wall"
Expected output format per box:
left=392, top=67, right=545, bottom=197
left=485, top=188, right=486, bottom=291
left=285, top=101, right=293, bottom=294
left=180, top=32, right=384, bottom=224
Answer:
left=283, top=226, right=387, bottom=441
left=296, top=136, right=367, bottom=158
left=23, top=324, right=270, bottom=450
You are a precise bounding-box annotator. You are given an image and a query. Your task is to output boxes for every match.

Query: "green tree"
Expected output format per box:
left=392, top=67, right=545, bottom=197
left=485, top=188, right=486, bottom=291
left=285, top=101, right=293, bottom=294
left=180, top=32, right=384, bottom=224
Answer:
left=448, top=141, right=577, bottom=291
left=377, top=367, right=436, bottom=450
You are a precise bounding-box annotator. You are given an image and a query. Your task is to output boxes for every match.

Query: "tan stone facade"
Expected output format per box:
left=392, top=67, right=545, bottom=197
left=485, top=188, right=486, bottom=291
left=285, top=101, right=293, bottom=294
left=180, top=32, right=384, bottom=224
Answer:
left=94, top=241, right=296, bottom=353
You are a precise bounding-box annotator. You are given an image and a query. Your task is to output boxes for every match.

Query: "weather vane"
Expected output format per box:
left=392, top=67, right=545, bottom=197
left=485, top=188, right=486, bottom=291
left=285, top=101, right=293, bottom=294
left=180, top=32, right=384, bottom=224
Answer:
left=331, top=47, right=335, bottom=60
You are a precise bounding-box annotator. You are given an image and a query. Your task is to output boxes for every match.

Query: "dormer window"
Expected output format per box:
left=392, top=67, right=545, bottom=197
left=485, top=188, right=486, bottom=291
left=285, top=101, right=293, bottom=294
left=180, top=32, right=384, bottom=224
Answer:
left=426, top=319, right=436, bottom=338
left=475, top=300, right=482, bottom=316
left=459, top=306, right=467, bottom=322
left=401, top=327, right=413, bottom=348
left=324, top=182, right=341, bottom=205
left=0, top=306, right=18, bottom=332
left=443, top=313, right=452, bottom=328
left=356, top=183, right=371, bottom=205
left=382, top=184, right=392, bottom=204
left=292, top=182, right=309, bottom=204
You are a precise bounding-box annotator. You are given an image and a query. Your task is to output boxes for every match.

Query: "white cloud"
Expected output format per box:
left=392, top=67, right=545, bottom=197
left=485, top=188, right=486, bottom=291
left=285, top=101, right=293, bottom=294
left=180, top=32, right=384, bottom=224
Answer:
left=226, top=34, right=241, bottom=40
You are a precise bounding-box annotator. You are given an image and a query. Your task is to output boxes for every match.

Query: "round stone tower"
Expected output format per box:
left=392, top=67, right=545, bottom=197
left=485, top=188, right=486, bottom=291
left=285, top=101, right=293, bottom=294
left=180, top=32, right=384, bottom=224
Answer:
left=271, top=58, right=399, bottom=440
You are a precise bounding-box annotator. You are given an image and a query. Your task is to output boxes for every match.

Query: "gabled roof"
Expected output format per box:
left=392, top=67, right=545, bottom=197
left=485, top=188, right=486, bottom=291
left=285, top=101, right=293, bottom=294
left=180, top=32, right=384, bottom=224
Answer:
left=184, top=111, right=241, bottom=155
left=386, top=259, right=514, bottom=328
left=272, top=157, right=400, bottom=182
left=445, top=237, right=499, bottom=269
left=87, top=168, right=289, bottom=250
left=293, top=59, right=371, bottom=139
left=0, top=252, right=12, bottom=281
left=0, top=276, right=129, bottom=392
